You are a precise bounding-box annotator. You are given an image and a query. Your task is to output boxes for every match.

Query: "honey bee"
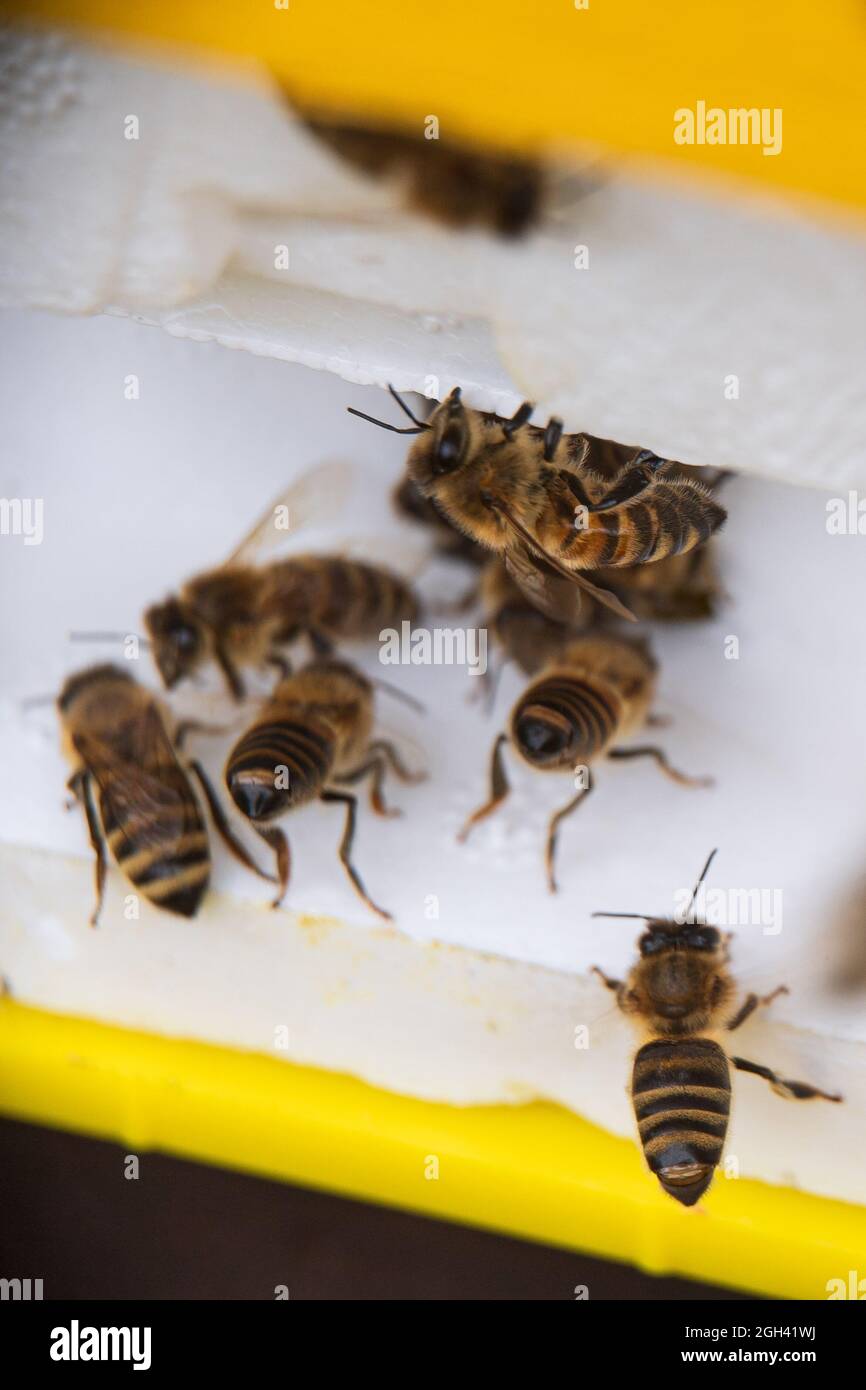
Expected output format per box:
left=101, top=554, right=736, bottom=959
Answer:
left=458, top=632, right=711, bottom=891
left=591, top=850, right=843, bottom=1207
left=144, top=464, right=420, bottom=700
left=300, top=114, right=545, bottom=237
left=349, top=388, right=727, bottom=625
left=223, top=658, right=424, bottom=920
left=59, top=665, right=272, bottom=924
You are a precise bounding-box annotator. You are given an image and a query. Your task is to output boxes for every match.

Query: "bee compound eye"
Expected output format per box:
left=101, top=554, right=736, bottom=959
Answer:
left=174, top=626, right=198, bottom=653
left=433, top=426, right=464, bottom=475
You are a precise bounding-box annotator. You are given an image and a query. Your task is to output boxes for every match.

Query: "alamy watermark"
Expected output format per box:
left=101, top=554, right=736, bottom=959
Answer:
left=379, top=621, right=488, bottom=677
left=1, top=1276, right=43, bottom=1299
left=0, top=497, right=43, bottom=545
left=826, top=492, right=866, bottom=535
left=673, top=883, right=783, bottom=936
left=674, top=102, right=783, bottom=157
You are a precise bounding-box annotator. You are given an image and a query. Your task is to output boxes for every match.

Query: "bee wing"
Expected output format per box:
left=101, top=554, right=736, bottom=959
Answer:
left=336, top=532, right=432, bottom=582
left=74, top=720, right=197, bottom=855
left=487, top=494, right=637, bottom=623
left=503, top=542, right=584, bottom=625
left=223, top=460, right=353, bottom=568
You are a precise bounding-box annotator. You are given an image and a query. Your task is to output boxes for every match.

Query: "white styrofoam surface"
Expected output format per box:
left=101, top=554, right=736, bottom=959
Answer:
left=2, top=27, right=866, bottom=491
left=1, top=309, right=865, bottom=1041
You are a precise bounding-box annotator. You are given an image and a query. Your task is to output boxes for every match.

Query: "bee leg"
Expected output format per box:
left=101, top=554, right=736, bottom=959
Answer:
left=590, top=965, right=633, bottom=1013
left=307, top=628, right=334, bottom=658
left=545, top=784, right=592, bottom=893
left=265, top=651, right=292, bottom=681
left=250, top=826, right=290, bottom=908
left=726, top=985, right=789, bottom=1032
left=542, top=416, right=563, bottom=462
left=457, top=733, right=510, bottom=843
left=336, top=755, right=399, bottom=818
left=69, top=770, right=106, bottom=927
left=338, top=740, right=423, bottom=815
left=501, top=400, right=534, bottom=440
left=214, top=643, right=246, bottom=701
left=368, top=739, right=426, bottom=785
left=320, top=789, right=392, bottom=921
left=587, top=451, right=668, bottom=513
left=590, top=965, right=622, bottom=992
left=468, top=658, right=504, bottom=714
left=187, top=760, right=277, bottom=887
left=607, top=745, right=713, bottom=788
left=730, top=1055, right=842, bottom=1104
left=561, top=471, right=595, bottom=509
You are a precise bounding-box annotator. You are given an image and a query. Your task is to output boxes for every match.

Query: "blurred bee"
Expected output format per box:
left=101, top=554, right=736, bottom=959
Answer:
left=480, top=556, right=581, bottom=683
left=591, top=850, right=842, bottom=1207
left=223, top=659, right=424, bottom=920
left=59, top=665, right=272, bottom=924
left=349, top=388, right=727, bottom=625
left=145, top=463, right=420, bottom=701
left=594, top=544, right=722, bottom=623
left=301, top=115, right=545, bottom=237
left=458, top=632, right=711, bottom=891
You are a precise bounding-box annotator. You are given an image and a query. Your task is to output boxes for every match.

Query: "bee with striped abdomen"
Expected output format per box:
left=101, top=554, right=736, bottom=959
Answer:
left=145, top=463, right=420, bottom=701
left=59, top=665, right=272, bottom=924
left=349, top=388, right=727, bottom=625
left=591, top=851, right=843, bottom=1207
left=458, top=632, right=711, bottom=891
left=223, top=659, right=423, bottom=920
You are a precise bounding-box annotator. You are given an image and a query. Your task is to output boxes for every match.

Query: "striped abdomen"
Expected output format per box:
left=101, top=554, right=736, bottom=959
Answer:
left=270, top=558, right=419, bottom=640
left=632, top=1037, right=731, bottom=1207
left=226, top=717, right=335, bottom=821
left=554, top=477, right=725, bottom=570
left=512, top=675, right=619, bottom=769
left=99, top=770, right=210, bottom=918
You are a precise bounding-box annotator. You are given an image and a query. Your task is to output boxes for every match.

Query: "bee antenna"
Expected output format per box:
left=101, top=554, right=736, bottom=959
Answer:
left=347, top=405, right=429, bottom=435
left=387, top=385, right=429, bottom=429
left=372, top=678, right=426, bottom=715
left=591, top=912, right=652, bottom=921
left=68, top=630, right=151, bottom=650
left=20, top=693, right=56, bottom=711
left=684, top=848, right=718, bottom=919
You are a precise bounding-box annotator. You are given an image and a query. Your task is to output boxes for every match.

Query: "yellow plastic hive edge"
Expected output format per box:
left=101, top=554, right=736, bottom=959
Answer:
left=1, top=999, right=862, bottom=1300
left=8, top=0, right=866, bottom=214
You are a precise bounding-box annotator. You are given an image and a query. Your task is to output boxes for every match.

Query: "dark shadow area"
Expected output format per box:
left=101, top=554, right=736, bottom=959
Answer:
left=0, top=1118, right=751, bottom=1300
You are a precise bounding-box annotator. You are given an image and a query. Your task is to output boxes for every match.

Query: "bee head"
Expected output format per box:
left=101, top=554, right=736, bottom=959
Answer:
left=143, top=597, right=206, bottom=689
left=592, top=850, right=731, bottom=1029
left=406, top=388, right=473, bottom=493
left=638, top=920, right=722, bottom=958
left=633, top=920, right=729, bottom=1027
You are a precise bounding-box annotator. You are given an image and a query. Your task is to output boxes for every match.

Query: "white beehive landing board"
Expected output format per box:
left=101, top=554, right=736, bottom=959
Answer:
left=2, top=29, right=866, bottom=491
left=1, top=312, right=865, bottom=1206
